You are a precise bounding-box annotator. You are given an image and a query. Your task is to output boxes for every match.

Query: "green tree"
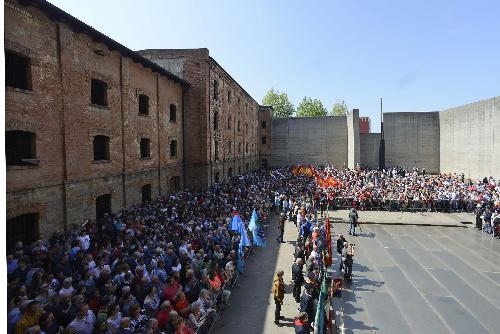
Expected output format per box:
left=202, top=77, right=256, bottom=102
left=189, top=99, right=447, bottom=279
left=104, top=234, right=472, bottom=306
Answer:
left=330, top=100, right=349, bottom=116
left=262, top=88, right=295, bottom=118
left=296, top=97, right=327, bottom=117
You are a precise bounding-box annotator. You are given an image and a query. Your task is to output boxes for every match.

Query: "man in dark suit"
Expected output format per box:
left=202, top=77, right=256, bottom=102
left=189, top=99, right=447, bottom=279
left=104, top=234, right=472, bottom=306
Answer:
left=292, top=258, right=304, bottom=303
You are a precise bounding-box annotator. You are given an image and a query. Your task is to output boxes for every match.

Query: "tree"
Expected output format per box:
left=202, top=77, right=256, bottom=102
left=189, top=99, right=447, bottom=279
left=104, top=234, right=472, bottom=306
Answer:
left=330, top=100, right=349, bottom=116
left=262, top=88, right=295, bottom=118
left=296, top=97, right=327, bottom=117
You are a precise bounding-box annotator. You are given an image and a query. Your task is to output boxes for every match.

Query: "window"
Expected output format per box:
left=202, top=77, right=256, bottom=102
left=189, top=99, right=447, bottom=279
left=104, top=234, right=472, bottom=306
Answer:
left=91, top=79, right=108, bottom=106
left=142, top=184, right=152, bottom=203
left=169, top=104, right=177, bottom=122
left=214, top=172, right=220, bottom=183
left=96, top=194, right=111, bottom=223
left=6, top=130, right=37, bottom=166
left=214, top=140, right=219, bottom=160
left=228, top=141, right=232, bottom=152
left=170, top=176, right=180, bottom=193
left=213, top=80, right=219, bottom=100
left=238, top=166, right=241, bottom=174
left=261, top=121, right=267, bottom=129
left=261, top=136, right=267, bottom=145
left=5, top=50, right=31, bottom=90
left=228, top=167, right=233, bottom=178
left=227, top=91, right=232, bottom=103
left=140, top=138, right=150, bottom=158
left=245, top=123, right=248, bottom=133
left=93, top=135, right=110, bottom=161
left=7, top=213, right=39, bottom=251
left=237, top=121, right=241, bottom=132
left=214, top=111, right=218, bottom=131
left=170, top=140, right=177, bottom=157
left=139, top=94, right=149, bottom=115
left=228, top=115, right=232, bottom=129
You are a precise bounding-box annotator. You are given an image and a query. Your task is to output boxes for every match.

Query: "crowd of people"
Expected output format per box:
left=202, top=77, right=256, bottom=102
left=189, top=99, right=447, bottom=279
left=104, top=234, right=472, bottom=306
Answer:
left=6, top=169, right=313, bottom=334
left=7, top=165, right=500, bottom=334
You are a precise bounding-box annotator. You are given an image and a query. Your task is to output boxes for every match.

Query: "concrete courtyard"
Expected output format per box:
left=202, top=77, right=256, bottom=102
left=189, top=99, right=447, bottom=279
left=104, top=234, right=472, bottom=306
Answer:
left=213, top=210, right=500, bottom=334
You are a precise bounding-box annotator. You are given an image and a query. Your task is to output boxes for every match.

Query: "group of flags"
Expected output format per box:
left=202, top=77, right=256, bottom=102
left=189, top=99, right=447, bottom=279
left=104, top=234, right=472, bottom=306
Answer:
left=291, top=165, right=340, bottom=189
left=230, top=208, right=266, bottom=273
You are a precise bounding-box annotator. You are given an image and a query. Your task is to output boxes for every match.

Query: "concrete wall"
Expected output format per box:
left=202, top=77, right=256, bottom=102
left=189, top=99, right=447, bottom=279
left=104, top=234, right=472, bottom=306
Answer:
left=360, top=133, right=380, bottom=169
left=271, top=116, right=348, bottom=167
left=384, top=112, right=440, bottom=173
left=347, top=109, right=360, bottom=169
left=440, top=96, right=500, bottom=179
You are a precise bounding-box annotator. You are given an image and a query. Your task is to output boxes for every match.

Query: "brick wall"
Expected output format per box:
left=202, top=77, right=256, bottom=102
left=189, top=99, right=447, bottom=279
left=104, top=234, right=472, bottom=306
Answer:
left=5, top=0, right=185, bottom=236
left=259, top=106, right=273, bottom=167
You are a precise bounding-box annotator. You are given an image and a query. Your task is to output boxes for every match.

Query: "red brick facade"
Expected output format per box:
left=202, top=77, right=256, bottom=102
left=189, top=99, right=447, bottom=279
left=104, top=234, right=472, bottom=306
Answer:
left=259, top=106, right=273, bottom=168
left=359, top=117, right=371, bottom=134
left=5, top=0, right=186, bottom=236
left=139, top=50, right=261, bottom=189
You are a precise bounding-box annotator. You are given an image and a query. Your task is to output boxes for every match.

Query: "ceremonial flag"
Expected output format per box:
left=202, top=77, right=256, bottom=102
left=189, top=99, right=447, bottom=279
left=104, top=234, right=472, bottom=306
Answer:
left=314, top=273, right=328, bottom=334
left=237, top=241, right=245, bottom=273
left=249, top=208, right=266, bottom=247
left=231, top=213, right=244, bottom=231
left=238, top=222, right=252, bottom=247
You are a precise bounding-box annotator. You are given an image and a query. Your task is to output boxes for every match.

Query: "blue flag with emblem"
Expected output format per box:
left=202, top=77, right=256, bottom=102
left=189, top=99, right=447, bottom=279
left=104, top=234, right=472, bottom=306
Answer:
left=237, top=241, right=245, bottom=273
left=231, top=213, right=244, bottom=231
left=249, top=208, right=266, bottom=247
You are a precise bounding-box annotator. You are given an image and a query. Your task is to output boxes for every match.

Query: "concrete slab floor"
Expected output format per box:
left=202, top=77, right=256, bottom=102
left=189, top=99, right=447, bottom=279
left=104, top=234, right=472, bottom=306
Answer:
left=212, top=210, right=500, bottom=334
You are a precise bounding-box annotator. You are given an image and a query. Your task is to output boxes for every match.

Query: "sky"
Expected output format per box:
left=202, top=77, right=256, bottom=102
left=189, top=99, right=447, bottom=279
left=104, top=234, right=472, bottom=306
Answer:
left=48, top=0, right=500, bottom=132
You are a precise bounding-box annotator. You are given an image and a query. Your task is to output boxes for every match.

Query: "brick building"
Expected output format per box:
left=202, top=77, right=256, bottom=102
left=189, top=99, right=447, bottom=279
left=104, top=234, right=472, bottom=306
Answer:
left=5, top=0, right=188, bottom=246
left=359, top=116, right=371, bottom=134
left=259, top=106, right=273, bottom=168
left=138, top=49, right=261, bottom=189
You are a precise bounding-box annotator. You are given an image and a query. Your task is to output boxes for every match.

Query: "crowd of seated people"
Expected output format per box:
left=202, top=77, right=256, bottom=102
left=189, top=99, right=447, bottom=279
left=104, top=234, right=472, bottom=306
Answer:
left=6, top=169, right=314, bottom=334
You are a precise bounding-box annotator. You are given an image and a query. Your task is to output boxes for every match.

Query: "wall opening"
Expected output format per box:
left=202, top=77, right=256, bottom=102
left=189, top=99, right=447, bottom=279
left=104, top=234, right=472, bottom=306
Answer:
left=91, top=79, right=108, bottom=106
left=213, top=80, right=219, bottom=100
left=214, top=140, right=219, bottom=161
left=96, top=194, right=111, bottom=223
left=228, top=115, right=232, bottom=129
left=5, top=50, right=31, bottom=90
left=138, top=94, right=149, bottom=115
left=214, top=111, right=218, bottom=130
left=6, top=130, right=37, bottom=166
left=261, top=136, right=267, bottom=145
left=7, top=213, right=39, bottom=252
left=261, top=121, right=267, bottom=129
left=141, top=184, right=152, bottom=203
left=140, top=138, right=151, bottom=158
left=169, top=176, right=180, bottom=193
left=228, top=167, right=233, bottom=178
left=169, top=104, right=177, bottom=122
left=170, top=140, right=177, bottom=157
left=214, top=172, right=220, bottom=183
left=93, top=135, right=110, bottom=161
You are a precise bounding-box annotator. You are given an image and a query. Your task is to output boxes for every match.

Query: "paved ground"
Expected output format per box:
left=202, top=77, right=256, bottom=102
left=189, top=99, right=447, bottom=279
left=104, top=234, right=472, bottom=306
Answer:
left=213, top=210, right=500, bottom=334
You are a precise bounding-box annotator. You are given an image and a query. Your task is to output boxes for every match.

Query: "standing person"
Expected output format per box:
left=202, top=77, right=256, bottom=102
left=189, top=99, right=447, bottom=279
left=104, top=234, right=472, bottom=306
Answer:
left=475, top=204, right=483, bottom=229
left=294, top=312, right=310, bottom=334
left=276, top=213, right=286, bottom=243
left=272, top=270, right=285, bottom=325
left=349, top=208, right=358, bottom=236
left=292, top=259, right=304, bottom=303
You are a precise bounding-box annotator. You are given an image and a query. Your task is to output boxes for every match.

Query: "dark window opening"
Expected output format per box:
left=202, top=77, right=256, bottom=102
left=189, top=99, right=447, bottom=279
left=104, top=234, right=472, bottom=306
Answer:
left=238, top=143, right=242, bottom=154
left=6, top=130, right=37, bottom=166
left=139, top=94, right=149, bottom=115
left=7, top=213, right=39, bottom=252
left=5, top=50, right=31, bottom=90
left=228, top=141, right=232, bottom=152
left=170, top=140, right=177, bottom=157
left=238, top=166, right=241, bottom=174
left=214, top=111, right=218, bottom=131
left=96, top=194, right=111, bottom=223
left=142, top=184, right=152, bottom=203
left=214, top=172, right=220, bottom=183
left=91, top=79, right=108, bottom=106
left=214, top=140, right=219, bottom=161
left=228, top=167, right=233, bottom=178
left=245, top=123, right=248, bottom=133
left=140, top=138, right=150, bottom=158
left=228, top=116, right=232, bottom=129
left=169, top=104, right=177, bottom=122
left=261, top=121, right=267, bottom=129
left=213, top=81, right=219, bottom=100
left=237, top=121, right=241, bottom=132
left=93, top=135, right=110, bottom=161
left=261, top=136, right=267, bottom=144
left=170, top=176, right=180, bottom=193
left=227, top=91, right=231, bottom=103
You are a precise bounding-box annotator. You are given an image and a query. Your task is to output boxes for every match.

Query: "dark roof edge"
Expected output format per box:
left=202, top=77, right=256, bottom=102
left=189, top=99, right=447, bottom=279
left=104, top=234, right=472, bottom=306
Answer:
left=209, top=56, right=259, bottom=106
left=20, top=0, right=190, bottom=87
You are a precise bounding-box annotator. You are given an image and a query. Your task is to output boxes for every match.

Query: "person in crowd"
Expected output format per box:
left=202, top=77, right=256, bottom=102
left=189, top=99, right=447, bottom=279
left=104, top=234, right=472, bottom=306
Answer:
left=276, top=213, right=286, bottom=243
left=272, top=270, right=285, bottom=325
left=292, top=258, right=304, bottom=303
left=349, top=207, right=359, bottom=236
left=294, top=312, right=310, bottom=334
